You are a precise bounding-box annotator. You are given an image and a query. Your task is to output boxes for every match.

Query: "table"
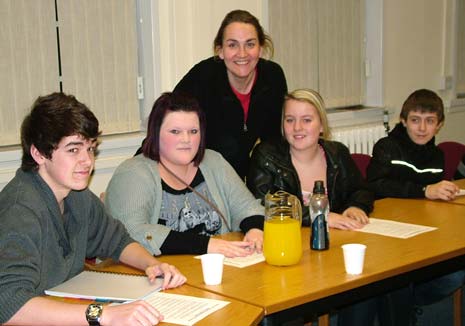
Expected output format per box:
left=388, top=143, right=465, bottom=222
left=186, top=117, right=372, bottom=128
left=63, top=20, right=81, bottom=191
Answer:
left=157, top=198, right=465, bottom=324
left=84, top=263, right=264, bottom=326
left=95, top=198, right=465, bottom=325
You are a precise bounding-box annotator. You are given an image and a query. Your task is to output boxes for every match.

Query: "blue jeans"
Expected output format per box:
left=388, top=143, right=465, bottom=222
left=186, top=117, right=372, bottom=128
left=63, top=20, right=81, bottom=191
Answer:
left=414, top=270, right=465, bottom=306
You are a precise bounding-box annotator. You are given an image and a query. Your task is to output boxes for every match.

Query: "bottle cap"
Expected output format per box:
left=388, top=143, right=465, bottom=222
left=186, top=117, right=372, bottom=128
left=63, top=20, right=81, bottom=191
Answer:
left=313, top=180, right=325, bottom=194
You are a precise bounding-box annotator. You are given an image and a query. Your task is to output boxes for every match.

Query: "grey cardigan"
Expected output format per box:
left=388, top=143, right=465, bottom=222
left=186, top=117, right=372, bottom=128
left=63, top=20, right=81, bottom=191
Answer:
left=0, top=170, right=133, bottom=323
left=105, top=150, right=264, bottom=255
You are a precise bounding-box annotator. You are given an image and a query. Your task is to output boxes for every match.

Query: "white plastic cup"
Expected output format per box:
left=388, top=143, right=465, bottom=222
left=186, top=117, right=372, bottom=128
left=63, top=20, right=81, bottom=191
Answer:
left=341, top=244, right=367, bottom=275
left=200, top=253, right=225, bottom=285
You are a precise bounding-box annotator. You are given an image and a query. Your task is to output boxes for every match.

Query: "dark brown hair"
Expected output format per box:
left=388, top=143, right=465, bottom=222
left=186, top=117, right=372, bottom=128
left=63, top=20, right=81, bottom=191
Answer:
left=142, top=92, right=206, bottom=166
left=213, top=9, right=273, bottom=58
left=21, top=92, right=100, bottom=171
left=400, top=89, right=445, bottom=123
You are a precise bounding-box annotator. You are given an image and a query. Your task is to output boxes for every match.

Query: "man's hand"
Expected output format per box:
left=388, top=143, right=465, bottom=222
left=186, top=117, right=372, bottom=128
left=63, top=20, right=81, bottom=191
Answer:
left=425, top=181, right=459, bottom=201
left=146, top=263, right=186, bottom=290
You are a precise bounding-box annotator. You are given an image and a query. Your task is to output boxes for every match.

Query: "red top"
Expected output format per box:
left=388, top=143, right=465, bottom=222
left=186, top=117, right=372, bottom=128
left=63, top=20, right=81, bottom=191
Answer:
left=230, top=69, right=258, bottom=123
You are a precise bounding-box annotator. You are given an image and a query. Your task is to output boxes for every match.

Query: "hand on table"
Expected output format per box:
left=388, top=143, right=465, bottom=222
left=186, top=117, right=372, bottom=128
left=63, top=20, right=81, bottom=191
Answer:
left=101, top=300, right=163, bottom=326
left=328, top=212, right=365, bottom=230
left=342, top=207, right=370, bottom=224
left=243, top=228, right=263, bottom=253
left=145, top=263, right=186, bottom=290
left=208, top=237, right=259, bottom=258
left=425, top=181, right=460, bottom=201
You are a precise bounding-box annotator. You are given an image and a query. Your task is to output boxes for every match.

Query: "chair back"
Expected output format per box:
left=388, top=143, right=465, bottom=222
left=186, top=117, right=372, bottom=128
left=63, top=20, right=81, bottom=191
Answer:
left=437, top=141, right=465, bottom=180
left=351, top=153, right=371, bottom=179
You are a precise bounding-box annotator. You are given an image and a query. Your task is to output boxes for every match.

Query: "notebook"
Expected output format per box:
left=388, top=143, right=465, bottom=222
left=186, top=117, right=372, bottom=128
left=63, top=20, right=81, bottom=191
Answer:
left=45, top=270, right=163, bottom=302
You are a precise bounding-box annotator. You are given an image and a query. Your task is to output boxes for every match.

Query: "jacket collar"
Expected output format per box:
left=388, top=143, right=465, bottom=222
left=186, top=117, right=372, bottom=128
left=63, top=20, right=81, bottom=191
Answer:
left=318, top=139, right=341, bottom=173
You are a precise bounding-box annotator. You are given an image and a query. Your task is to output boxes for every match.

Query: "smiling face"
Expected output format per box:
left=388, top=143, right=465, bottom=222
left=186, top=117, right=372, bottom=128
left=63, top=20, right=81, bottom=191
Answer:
left=283, top=99, right=323, bottom=152
left=159, top=111, right=201, bottom=168
left=401, top=110, right=442, bottom=145
left=217, top=22, right=262, bottom=83
left=33, top=135, right=97, bottom=202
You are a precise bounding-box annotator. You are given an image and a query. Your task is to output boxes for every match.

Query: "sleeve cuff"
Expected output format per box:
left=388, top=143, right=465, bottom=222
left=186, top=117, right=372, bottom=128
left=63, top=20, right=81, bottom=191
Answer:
left=159, top=231, right=210, bottom=255
left=239, top=215, right=264, bottom=233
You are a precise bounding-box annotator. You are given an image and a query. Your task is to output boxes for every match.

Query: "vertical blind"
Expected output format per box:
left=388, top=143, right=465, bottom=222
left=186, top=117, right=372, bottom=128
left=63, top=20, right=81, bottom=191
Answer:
left=457, top=0, right=465, bottom=95
left=0, top=0, right=140, bottom=147
left=58, top=0, right=140, bottom=134
left=0, top=0, right=59, bottom=146
left=269, top=0, right=365, bottom=108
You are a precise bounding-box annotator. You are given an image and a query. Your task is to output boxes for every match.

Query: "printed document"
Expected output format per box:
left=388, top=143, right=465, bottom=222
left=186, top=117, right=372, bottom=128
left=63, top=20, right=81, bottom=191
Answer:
left=356, top=218, right=437, bottom=239
left=224, top=252, right=265, bottom=268
left=195, top=252, right=265, bottom=268
left=142, top=292, right=229, bottom=325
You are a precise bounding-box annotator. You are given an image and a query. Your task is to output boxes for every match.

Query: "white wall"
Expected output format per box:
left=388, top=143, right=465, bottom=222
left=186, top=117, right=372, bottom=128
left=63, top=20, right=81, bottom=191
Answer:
left=382, top=0, right=465, bottom=143
left=1, top=0, right=464, bottom=195
left=156, top=0, right=267, bottom=92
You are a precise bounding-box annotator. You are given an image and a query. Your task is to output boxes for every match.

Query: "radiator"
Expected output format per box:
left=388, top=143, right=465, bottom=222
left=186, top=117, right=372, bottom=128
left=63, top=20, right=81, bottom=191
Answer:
left=332, top=124, right=386, bottom=155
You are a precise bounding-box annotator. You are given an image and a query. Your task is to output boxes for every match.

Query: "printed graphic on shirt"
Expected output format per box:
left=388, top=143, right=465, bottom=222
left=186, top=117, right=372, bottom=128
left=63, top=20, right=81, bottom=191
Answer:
left=159, top=181, right=222, bottom=236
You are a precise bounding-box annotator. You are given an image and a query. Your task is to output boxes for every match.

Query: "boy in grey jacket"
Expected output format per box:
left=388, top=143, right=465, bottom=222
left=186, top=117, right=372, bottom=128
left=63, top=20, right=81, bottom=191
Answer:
left=0, top=93, right=186, bottom=326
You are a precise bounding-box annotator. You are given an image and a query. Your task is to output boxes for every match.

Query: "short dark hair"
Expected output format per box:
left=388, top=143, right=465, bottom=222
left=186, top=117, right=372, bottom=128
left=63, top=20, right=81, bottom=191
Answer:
left=400, top=89, right=445, bottom=123
left=142, top=92, right=206, bottom=166
left=21, top=92, right=100, bottom=171
left=213, top=9, right=274, bottom=58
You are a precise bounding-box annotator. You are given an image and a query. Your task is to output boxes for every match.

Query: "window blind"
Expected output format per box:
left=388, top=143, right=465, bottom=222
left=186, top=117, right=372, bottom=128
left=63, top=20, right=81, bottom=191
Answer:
left=456, top=0, right=465, bottom=95
left=57, top=0, right=140, bottom=134
left=269, top=0, right=365, bottom=108
left=0, top=0, right=59, bottom=146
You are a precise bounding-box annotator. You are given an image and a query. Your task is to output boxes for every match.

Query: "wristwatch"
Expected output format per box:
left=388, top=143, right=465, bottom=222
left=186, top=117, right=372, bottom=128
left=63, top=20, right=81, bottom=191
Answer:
left=86, top=303, right=103, bottom=326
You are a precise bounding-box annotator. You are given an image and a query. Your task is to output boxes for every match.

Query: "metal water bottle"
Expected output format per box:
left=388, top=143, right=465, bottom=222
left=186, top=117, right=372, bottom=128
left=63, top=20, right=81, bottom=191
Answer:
left=310, top=180, right=329, bottom=250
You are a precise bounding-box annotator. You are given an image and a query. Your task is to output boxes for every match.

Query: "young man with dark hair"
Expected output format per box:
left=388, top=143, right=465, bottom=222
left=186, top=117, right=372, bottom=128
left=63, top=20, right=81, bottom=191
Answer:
left=367, top=88, right=459, bottom=200
left=367, top=88, right=463, bottom=322
left=0, top=92, right=186, bottom=326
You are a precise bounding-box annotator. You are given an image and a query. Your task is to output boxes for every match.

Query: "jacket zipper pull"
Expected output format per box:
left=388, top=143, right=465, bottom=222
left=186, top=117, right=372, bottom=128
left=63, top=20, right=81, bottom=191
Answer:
left=243, top=123, right=248, bottom=132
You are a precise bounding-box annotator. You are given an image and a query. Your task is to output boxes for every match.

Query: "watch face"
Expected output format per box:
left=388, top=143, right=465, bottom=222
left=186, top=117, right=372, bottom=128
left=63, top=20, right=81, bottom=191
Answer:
left=86, top=304, right=103, bottom=325
left=88, top=305, right=101, bottom=317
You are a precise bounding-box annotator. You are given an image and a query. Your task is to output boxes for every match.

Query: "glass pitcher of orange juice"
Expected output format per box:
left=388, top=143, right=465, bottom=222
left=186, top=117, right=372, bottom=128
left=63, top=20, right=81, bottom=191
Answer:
left=263, top=191, right=302, bottom=266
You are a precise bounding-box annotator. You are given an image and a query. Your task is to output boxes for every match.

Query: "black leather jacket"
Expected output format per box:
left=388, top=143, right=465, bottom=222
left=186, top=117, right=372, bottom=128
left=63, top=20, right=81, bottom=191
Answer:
left=247, top=139, right=374, bottom=226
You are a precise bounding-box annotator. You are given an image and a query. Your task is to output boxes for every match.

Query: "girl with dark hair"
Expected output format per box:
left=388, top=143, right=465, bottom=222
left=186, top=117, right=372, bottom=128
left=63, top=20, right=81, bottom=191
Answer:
left=106, top=92, right=264, bottom=257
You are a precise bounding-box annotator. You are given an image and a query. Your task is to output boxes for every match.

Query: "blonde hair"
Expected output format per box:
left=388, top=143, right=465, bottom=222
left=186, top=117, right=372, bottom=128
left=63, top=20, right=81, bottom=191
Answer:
left=282, top=89, right=331, bottom=140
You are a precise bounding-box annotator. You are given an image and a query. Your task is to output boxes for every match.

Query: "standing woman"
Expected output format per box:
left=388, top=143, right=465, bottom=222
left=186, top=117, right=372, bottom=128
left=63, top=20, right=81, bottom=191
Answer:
left=174, top=9, right=287, bottom=179
left=106, top=92, right=264, bottom=258
left=247, top=89, right=373, bottom=229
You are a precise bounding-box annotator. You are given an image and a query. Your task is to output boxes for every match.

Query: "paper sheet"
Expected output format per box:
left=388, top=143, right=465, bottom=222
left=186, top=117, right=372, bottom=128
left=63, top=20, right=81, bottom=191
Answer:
left=356, top=218, right=437, bottom=239
left=224, top=252, right=265, bottom=268
left=195, top=252, right=265, bottom=268
left=142, top=291, right=229, bottom=325
left=458, top=189, right=465, bottom=196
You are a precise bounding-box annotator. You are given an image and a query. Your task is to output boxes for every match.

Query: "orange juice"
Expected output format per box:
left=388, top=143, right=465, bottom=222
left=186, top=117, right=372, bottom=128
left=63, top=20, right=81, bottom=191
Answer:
left=263, top=217, right=302, bottom=266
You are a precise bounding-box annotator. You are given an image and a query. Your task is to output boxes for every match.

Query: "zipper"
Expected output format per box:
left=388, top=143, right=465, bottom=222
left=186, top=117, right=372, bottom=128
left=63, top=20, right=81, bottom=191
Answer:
left=329, top=165, right=339, bottom=209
